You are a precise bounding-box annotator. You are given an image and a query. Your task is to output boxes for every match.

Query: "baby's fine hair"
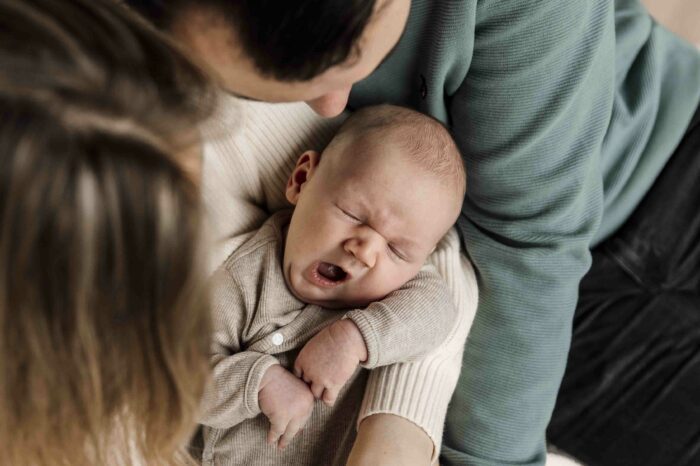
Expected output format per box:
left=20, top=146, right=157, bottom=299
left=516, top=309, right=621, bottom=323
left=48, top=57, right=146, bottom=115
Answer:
left=332, top=104, right=467, bottom=198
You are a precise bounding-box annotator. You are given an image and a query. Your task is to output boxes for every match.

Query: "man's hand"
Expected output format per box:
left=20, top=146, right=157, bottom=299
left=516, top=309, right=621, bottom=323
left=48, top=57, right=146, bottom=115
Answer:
left=293, top=318, right=368, bottom=407
left=258, top=364, right=315, bottom=449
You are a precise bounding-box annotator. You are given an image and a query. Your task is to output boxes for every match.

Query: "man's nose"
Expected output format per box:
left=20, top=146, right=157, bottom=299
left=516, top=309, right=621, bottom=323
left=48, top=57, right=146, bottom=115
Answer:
left=305, top=86, right=352, bottom=117
left=343, top=234, right=380, bottom=269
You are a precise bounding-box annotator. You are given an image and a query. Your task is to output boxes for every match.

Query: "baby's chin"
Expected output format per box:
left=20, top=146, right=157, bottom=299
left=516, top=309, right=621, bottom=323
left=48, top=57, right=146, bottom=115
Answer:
left=288, top=275, right=380, bottom=310
left=292, top=283, right=373, bottom=310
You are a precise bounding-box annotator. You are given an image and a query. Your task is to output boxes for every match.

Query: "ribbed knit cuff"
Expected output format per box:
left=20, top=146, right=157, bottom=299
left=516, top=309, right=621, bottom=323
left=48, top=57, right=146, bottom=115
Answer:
left=244, top=354, right=281, bottom=416
left=345, top=311, right=382, bottom=368
left=357, top=348, right=465, bottom=464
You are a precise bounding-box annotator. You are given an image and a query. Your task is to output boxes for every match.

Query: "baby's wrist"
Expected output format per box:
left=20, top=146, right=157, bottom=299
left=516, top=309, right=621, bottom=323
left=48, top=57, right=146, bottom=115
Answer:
left=259, top=363, right=284, bottom=393
left=334, top=318, right=368, bottom=363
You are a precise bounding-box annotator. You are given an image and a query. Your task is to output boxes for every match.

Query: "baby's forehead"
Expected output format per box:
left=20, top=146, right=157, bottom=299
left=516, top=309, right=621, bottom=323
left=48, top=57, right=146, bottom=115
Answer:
left=330, top=131, right=425, bottom=173
left=329, top=137, right=452, bottom=192
left=341, top=123, right=413, bottom=153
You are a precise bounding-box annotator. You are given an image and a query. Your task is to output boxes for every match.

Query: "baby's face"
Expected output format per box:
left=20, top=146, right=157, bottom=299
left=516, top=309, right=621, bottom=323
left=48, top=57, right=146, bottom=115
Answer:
left=283, top=141, right=460, bottom=309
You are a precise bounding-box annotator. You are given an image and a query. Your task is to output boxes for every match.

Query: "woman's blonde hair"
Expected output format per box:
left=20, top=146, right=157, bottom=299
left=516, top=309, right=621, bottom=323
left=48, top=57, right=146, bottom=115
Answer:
left=0, top=0, right=216, bottom=464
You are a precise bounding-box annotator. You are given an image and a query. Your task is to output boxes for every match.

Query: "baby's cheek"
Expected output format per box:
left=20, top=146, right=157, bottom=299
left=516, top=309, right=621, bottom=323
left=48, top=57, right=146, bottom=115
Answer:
left=393, top=264, right=423, bottom=289
left=373, top=269, right=412, bottom=298
left=344, top=280, right=391, bottom=306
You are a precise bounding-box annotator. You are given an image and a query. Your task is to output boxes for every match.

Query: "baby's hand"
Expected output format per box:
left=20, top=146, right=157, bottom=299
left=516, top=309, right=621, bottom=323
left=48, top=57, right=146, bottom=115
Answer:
left=258, top=364, right=314, bottom=449
left=293, top=319, right=368, bottom=407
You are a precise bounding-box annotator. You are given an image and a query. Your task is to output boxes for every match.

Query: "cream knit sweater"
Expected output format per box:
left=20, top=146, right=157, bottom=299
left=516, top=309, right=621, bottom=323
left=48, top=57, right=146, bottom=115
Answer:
left=201, top=95, right=479, bottom=462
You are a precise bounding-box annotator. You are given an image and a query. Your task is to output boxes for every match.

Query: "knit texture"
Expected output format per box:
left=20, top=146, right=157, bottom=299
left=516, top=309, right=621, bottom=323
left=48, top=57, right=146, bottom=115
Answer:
left=348, top=1, right=700, bottom=464
left=201, top=96, right=478, bottom=463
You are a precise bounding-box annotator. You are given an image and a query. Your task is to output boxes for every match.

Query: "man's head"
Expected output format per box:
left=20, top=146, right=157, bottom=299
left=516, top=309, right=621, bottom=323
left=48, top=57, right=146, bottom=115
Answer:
left=283, top=105, right=466, bottom=309
left=125, top=0, right=411, bottom=117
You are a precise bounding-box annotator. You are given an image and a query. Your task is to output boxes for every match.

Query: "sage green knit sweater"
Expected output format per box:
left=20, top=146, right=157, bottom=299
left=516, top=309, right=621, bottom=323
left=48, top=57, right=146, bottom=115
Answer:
left=349, top=1, right=700, bottom=465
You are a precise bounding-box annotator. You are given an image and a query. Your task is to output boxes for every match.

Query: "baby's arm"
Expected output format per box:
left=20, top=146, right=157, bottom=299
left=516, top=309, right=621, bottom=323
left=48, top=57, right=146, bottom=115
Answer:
left=257, top=364, right=315, bottom=449
left=203, top=350, right=314, bottom=449
left=294, top=264, right=457, bottom=405
left=346, top=264, right=458, bottom=367
left=292, top=318, right=367, bottom=406
left=200, top=267, right=314, bottom=449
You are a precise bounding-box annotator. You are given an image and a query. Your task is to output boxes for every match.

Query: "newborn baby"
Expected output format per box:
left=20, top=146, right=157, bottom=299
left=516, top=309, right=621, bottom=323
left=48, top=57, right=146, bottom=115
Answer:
left=199, top=104, right=466, bottom=466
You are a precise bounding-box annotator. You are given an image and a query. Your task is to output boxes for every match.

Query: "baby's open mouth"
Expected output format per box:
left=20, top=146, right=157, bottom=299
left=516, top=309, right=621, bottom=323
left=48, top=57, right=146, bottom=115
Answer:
left=316, top=262, right=348, bottom=283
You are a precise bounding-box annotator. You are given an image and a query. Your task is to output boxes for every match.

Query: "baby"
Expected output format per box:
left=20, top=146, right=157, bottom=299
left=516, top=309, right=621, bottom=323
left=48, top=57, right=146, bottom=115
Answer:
left=198, top=104, right=466, bottom=466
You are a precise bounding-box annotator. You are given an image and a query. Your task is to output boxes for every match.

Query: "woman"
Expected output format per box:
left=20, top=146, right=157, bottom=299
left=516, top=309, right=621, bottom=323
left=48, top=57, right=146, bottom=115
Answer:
left=0, top=0, right=215, bottom=464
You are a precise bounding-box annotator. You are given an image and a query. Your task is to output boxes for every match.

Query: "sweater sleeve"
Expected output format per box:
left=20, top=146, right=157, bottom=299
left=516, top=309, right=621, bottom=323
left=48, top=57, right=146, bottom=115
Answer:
left=358, top=229, right=478, bottom=464
left=198, top=267, right=280, bottom=429
left=442, top=2, right=614, bottom=465
left=345, top=264, right=457, bottom=368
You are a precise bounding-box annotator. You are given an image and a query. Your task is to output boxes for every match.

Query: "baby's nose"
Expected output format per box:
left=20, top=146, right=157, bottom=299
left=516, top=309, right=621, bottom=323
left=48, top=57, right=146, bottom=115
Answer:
left=343, top=236, right=378, bottom=269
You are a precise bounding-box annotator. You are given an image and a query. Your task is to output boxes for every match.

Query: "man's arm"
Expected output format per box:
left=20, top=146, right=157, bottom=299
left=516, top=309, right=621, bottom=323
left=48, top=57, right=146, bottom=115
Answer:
left=443, top=1, right=614, bottom=464
left=347, top=414, right=434, bottom=466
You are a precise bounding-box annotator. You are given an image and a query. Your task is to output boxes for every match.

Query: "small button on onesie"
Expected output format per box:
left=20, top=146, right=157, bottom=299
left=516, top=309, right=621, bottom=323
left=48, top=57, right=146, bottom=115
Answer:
left=271, top=332, right=284, bottom=346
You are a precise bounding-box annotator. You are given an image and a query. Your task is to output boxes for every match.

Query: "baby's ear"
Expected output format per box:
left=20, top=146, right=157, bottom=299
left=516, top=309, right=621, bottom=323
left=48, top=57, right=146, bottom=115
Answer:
left=286, top=150, right=320, bottom=205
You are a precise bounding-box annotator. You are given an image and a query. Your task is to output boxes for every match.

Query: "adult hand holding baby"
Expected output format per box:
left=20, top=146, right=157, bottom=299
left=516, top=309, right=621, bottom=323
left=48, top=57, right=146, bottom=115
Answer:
left=294, top=319, right=368, bottom=407
left=258, top=364, right=315, bottom=450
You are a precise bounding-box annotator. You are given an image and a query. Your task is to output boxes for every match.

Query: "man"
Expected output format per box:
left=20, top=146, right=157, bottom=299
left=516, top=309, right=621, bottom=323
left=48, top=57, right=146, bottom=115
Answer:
left=125, top=1, right=700, bottom=465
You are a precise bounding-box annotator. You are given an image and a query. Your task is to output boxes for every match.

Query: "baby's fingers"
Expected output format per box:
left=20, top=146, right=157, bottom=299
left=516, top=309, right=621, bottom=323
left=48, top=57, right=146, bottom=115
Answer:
left=293, top=360, right=304, bottom=379
left=322, top=387, right=338, bottom=407
left=310, top=381, right=325, bottom=399
left=278, top=417, right=306, bottom=450
left=267, top=422, right=286, bottom=447
left=293, top=366, right=303, bottom=380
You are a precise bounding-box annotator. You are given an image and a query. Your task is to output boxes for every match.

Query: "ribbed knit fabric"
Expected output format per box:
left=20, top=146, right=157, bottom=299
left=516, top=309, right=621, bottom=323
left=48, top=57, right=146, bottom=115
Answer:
left=348, top=1, right=700, bottom=465
left=201, top=95, right=478, bottom=463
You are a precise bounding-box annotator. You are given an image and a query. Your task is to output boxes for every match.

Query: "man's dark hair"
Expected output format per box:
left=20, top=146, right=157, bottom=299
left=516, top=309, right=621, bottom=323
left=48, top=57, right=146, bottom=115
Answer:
left=125, top=0, right=378, bottom=82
